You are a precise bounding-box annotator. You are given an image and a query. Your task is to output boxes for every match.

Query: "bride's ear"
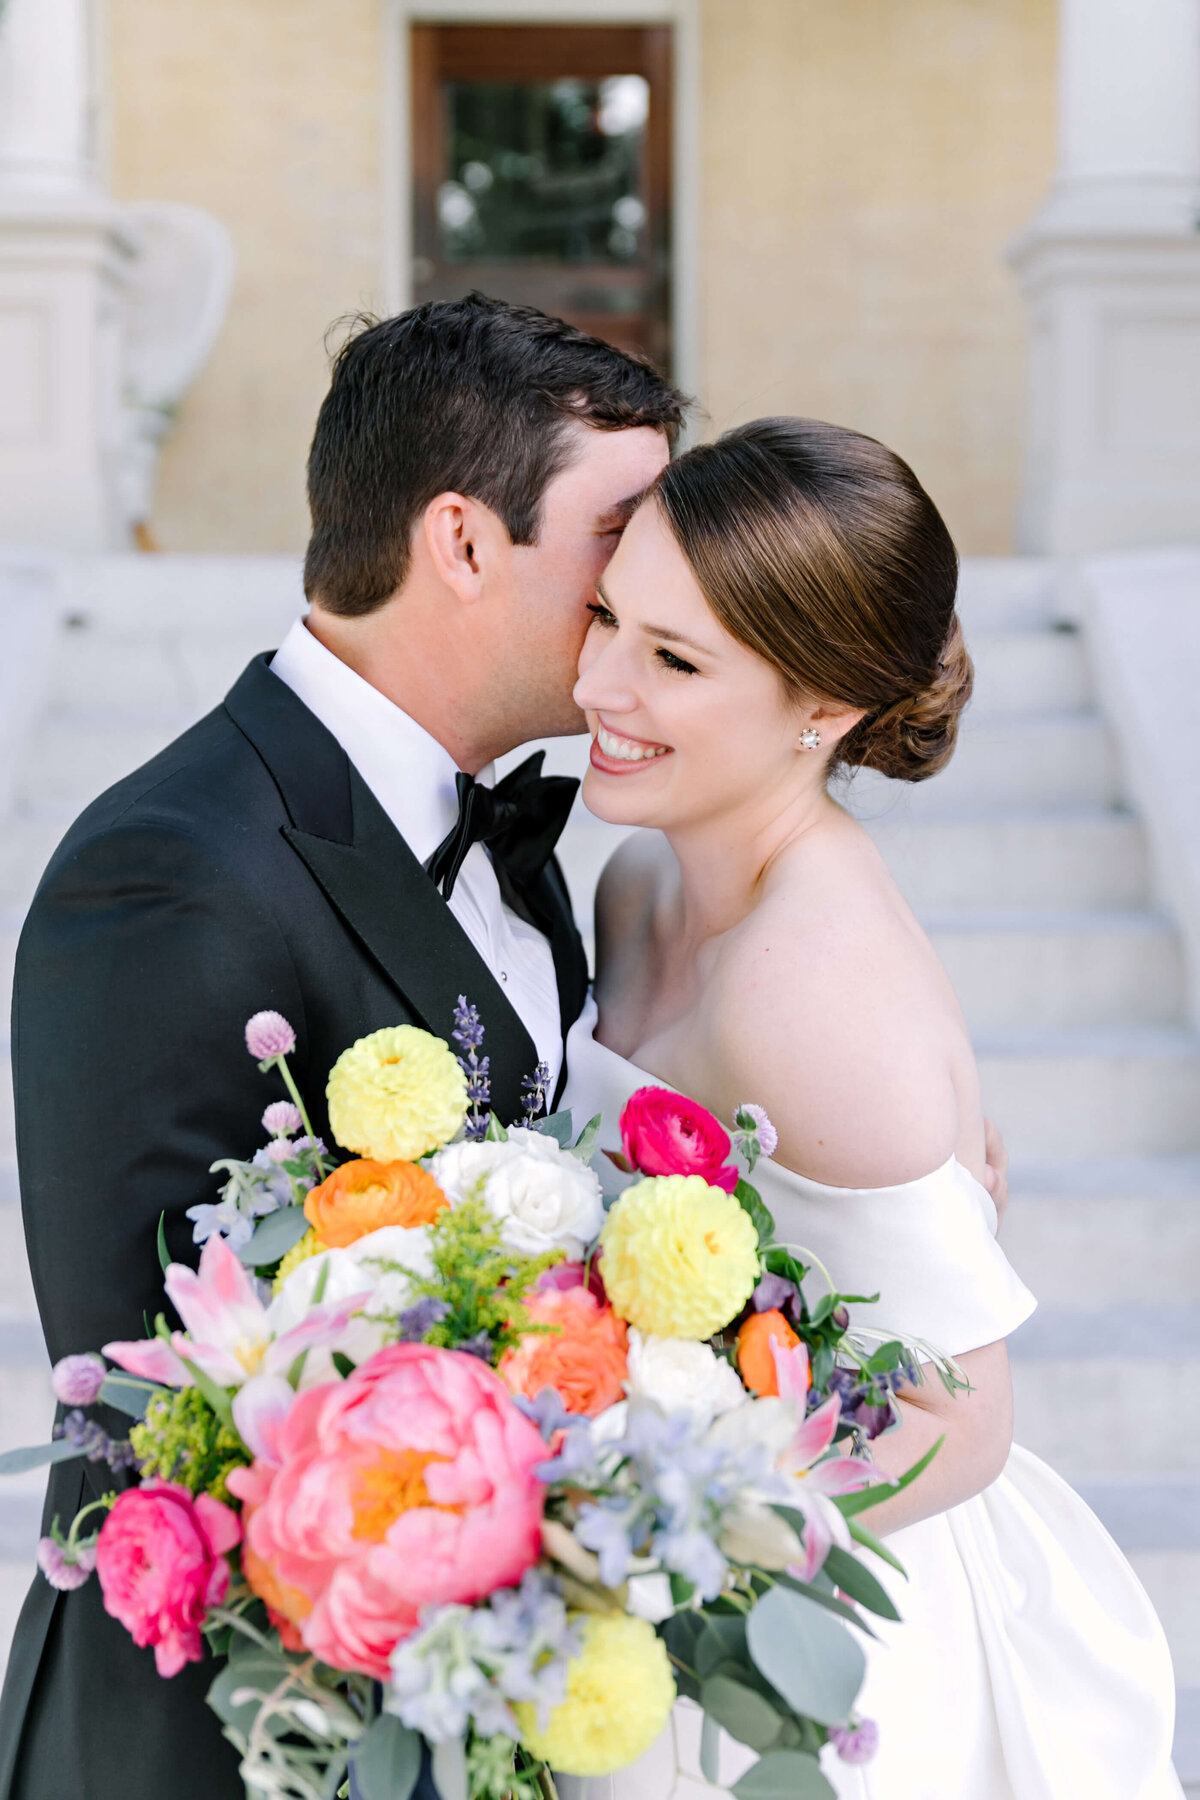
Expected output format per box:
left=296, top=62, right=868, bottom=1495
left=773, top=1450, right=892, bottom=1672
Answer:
left=794, top=702, right=867, bottom=753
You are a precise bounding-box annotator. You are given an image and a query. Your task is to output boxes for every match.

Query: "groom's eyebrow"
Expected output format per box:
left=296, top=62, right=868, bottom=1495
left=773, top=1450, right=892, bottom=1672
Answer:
left=594, top=490, right=647, bottom=533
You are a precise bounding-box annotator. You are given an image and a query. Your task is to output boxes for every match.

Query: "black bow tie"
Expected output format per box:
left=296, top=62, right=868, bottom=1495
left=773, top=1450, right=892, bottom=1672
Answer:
left=426, top=751, right=579, bottom=917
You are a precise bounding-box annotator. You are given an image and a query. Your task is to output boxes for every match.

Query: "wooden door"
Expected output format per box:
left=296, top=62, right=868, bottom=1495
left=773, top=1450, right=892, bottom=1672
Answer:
left=411, top=23, right=673, bottom=373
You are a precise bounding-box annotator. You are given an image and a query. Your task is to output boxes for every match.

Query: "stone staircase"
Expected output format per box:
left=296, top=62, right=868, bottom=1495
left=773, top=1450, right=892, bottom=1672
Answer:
left=0, top=553, right=1196, bottom=1788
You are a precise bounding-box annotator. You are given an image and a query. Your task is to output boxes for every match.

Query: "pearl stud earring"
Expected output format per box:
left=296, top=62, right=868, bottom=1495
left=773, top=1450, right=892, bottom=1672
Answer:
left=797, top=727, right=822, bottom=750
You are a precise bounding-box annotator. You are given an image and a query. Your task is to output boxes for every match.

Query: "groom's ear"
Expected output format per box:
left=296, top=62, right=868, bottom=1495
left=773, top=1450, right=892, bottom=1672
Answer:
left=422, top=492, right=508, bottom=605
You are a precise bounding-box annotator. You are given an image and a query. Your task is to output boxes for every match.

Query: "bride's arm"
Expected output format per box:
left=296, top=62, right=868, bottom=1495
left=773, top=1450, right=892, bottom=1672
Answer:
left=855, top=1339, right=1014, bottom=1535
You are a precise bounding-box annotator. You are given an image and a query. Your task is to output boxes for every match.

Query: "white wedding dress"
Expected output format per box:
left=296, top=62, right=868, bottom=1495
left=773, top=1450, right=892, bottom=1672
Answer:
left=559, top=1000, right=1183, bottom=1800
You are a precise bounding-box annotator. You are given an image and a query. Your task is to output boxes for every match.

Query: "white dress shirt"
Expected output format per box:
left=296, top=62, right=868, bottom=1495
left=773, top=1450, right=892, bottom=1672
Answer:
left=270, top=619, right=563, bottom=1092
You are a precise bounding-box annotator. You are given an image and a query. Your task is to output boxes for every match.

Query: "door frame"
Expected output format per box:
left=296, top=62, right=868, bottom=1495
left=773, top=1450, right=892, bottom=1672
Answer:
left=381, top=0, right=701, bottom=398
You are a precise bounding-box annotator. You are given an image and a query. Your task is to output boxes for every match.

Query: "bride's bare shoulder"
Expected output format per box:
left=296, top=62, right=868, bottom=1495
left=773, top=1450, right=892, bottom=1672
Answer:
left=710, top=826, right=962, bottom=1186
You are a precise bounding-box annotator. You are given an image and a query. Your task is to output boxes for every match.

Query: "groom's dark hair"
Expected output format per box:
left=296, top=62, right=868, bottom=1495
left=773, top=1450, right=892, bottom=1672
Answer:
left=303, top=293, right=687, bottom=616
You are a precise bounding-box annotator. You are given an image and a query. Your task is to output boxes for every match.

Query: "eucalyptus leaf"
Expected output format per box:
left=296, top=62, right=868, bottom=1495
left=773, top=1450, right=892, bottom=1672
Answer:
left=98, top=1373, right=164, bottom=1420
left=569, top=1113, right=603, bottom=1162
left=700, top=1712, right=723, bottom=1785
left=771, top=1565, right=880, bottom=1638
left=732, top=1750, right=836, bottom=1799
left=0, top=1438, right=82, bottom=1476
left=700, top=1675, right=785, bottom=1752
left=431, top=1736, right=468, bottom=1800
left=745, top=1586, right=865, bottom=1727
left=695, top=1612, right=748, bottom=1677
left=349, top=1713, right=421, bottom=1800
left=237, top=1205, right=311, bottom=1268
left=207, top=1648, right=295, bottom=1740
left=821, top=1545, right=901, bottom=1621
left=536, top=1110, right=573, bottom=1147
left=734, top=1179, right=776, bottom=1247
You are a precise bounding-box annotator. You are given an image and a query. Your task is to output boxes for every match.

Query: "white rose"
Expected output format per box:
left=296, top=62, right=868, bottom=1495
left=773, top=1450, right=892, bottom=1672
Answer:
left=267, top=1224, right=433, bottom=1386
left=625, top=1330, right=749, bottom=1428
left=431, top=1127, right=603, bottom=1259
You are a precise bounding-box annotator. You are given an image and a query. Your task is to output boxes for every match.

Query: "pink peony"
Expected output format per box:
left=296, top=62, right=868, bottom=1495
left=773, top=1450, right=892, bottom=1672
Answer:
left=620, top=1086, right=738, bottom=1192
left=227, top=1343, right=547, bottom=1679
left=95, top=1480, right=241, bottom=1677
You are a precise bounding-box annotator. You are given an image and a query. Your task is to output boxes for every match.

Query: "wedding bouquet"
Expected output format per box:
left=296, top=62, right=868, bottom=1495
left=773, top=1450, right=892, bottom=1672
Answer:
left=3, top=1001, right=951, bottom=1800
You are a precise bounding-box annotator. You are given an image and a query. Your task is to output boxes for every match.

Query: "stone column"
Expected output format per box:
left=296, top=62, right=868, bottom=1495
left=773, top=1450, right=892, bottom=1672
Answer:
left=1009, top=0, right=1200, bottom=552
left=0, top=0, right=135, bottom=550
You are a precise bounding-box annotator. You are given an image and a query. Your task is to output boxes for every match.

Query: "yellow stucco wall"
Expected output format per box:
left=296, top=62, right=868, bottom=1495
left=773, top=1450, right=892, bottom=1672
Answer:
left=699, top=0, right=1057, bottom=554
left=106, top=0, right=1056, bottom=555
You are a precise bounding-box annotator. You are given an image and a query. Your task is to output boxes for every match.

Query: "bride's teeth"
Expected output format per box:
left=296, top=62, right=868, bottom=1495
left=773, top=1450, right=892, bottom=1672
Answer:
left=597, top=724, right=666, bottom=762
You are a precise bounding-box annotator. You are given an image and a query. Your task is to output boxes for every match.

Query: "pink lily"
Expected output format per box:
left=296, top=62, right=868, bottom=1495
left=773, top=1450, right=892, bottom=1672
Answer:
left=771, top=1339, right=881, bottom=1581
left=104, top=1234, right=369, bottom=1393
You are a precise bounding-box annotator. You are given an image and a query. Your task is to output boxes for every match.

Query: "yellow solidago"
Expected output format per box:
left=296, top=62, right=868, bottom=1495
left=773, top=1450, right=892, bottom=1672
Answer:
left=273, top=1226, right=326, bottom=1293
left=326, top=1026, right=467, bottom=1163
left=513, top=1613, right=676, bottom=1776
left=600, top=1174, right=759, bottom=1339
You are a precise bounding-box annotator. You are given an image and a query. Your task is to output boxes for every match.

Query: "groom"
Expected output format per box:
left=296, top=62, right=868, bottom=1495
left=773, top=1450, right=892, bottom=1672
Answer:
left=0, top=294, right=683, bottom=1800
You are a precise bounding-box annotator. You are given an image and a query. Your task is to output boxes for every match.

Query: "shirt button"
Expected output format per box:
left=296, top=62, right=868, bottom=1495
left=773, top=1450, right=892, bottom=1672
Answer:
left=499, top=970, right=508, bottom=982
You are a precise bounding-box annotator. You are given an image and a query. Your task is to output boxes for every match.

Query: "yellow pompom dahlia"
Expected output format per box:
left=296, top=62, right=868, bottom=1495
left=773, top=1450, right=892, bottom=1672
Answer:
left=326, top=1026, right=467, bottom=1163
left=600, top=1174, right=759, bottom=1339
left=513, top=1613, right=676, bottom=1777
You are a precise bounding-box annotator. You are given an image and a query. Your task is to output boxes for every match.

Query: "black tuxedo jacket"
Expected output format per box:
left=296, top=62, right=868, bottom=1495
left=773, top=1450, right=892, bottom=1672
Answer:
left=0, top=655, right=588, bottom=1800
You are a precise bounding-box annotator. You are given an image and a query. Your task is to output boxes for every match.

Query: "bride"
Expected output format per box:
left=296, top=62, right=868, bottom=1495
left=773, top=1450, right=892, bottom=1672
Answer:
left=559, top=418, right=1182, bottom=1800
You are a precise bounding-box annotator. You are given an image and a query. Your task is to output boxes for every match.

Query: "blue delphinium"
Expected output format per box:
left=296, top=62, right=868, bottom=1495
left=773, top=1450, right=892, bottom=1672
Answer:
left=387, top=1569, right=581, bottom=1744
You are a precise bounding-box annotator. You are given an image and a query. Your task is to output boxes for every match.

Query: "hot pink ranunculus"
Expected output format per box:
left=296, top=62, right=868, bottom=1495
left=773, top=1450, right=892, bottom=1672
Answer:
left=620, top=1086, right=738, bottom=1192
left=95, top=1480, right=241, bottom=1677
left=226, top=1343, right=547, bottom=1679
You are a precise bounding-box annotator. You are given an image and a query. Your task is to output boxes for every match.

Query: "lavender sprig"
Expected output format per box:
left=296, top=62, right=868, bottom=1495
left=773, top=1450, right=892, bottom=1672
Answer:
left=453, top=996, right=491, bottom=1141
left=520, top=1060, right=551, bottom=1126
left=54, top=1409, right=137, bottom=1472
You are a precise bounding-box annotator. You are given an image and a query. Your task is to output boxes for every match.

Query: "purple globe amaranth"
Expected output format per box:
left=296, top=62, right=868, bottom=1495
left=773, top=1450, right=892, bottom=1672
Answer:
left=829, top=1718, right=880, bottom=1764
left=244, top=1010, right=296, bottom=1061
left=37, top=1537, right=91, bottom=1592
left=50, top=1353, right=106, bottom=1408
left=262, top=1100, right=303, bottom=1137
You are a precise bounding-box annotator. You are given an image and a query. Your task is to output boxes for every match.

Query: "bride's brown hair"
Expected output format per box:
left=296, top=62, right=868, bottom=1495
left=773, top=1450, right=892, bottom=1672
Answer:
left=653, top=417, right=972, bottom=781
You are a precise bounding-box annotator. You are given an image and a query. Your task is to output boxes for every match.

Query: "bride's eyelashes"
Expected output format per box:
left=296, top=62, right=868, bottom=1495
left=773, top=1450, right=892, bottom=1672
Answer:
left=585, top=602, right=699, bottom=676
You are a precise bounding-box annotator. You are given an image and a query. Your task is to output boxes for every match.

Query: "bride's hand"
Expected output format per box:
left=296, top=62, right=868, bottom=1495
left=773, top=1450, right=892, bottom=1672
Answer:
left=982, top=1117, right=1009, bottom=1226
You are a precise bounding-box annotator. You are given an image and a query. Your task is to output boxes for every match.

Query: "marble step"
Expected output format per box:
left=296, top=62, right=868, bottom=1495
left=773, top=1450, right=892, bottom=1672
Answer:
left=864, top=809, right=1150, bottom=913
left=927, top=910, right=1185, bottom=1030
left=1002, top=1157, right=1200, bottom=1308
left=975, top=1026, right=1200, bottom=1157
left=849, top=712, right=1121, bottom=815
left=963, top=627, right=1091, bottom=718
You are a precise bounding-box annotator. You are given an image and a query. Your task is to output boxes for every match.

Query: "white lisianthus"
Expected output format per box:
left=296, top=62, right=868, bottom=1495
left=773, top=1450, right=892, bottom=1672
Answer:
left=431, top=1126, right=604, bottom=1259
left=625, top=1330, right=748, bottom=1428
left=267, top=1224, right=433, bottom=1386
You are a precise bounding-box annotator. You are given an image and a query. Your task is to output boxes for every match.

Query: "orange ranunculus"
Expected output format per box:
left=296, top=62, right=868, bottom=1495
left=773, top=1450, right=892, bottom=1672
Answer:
left=736, top=1309, right=804, bottom=1397
left=304, top=1158, right=447, bottom=1247
left=500, top=1287, right=629, bottom=1418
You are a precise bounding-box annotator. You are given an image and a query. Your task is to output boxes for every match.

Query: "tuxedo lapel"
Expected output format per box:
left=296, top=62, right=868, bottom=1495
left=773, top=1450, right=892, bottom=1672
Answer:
left=225, top=657, right=540, bottom=1120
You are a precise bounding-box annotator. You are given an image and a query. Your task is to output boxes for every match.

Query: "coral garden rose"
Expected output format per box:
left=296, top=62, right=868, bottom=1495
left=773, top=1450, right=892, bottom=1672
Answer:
left=95, top=1479, right=241, bottom=1677
left=327, top=1026, right=467, bottom=1163
left=736, top=1308, right=804, bottom=1397
left=305, top=1158, right=447, bottom=1247
left=431, top=1127, right=604, bottom=1260
left=227, top=1343, right=547, bottom=1679
left=620, top=1087, right=737, bottom=1192
left=500, top=1287, right=629, bottom=1418
left=600, top=1175, right=760, bottom=1340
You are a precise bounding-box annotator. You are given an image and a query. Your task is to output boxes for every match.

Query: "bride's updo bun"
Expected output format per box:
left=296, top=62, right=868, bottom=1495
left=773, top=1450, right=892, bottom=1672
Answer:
left=653, top=417, right=972, bottom=782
